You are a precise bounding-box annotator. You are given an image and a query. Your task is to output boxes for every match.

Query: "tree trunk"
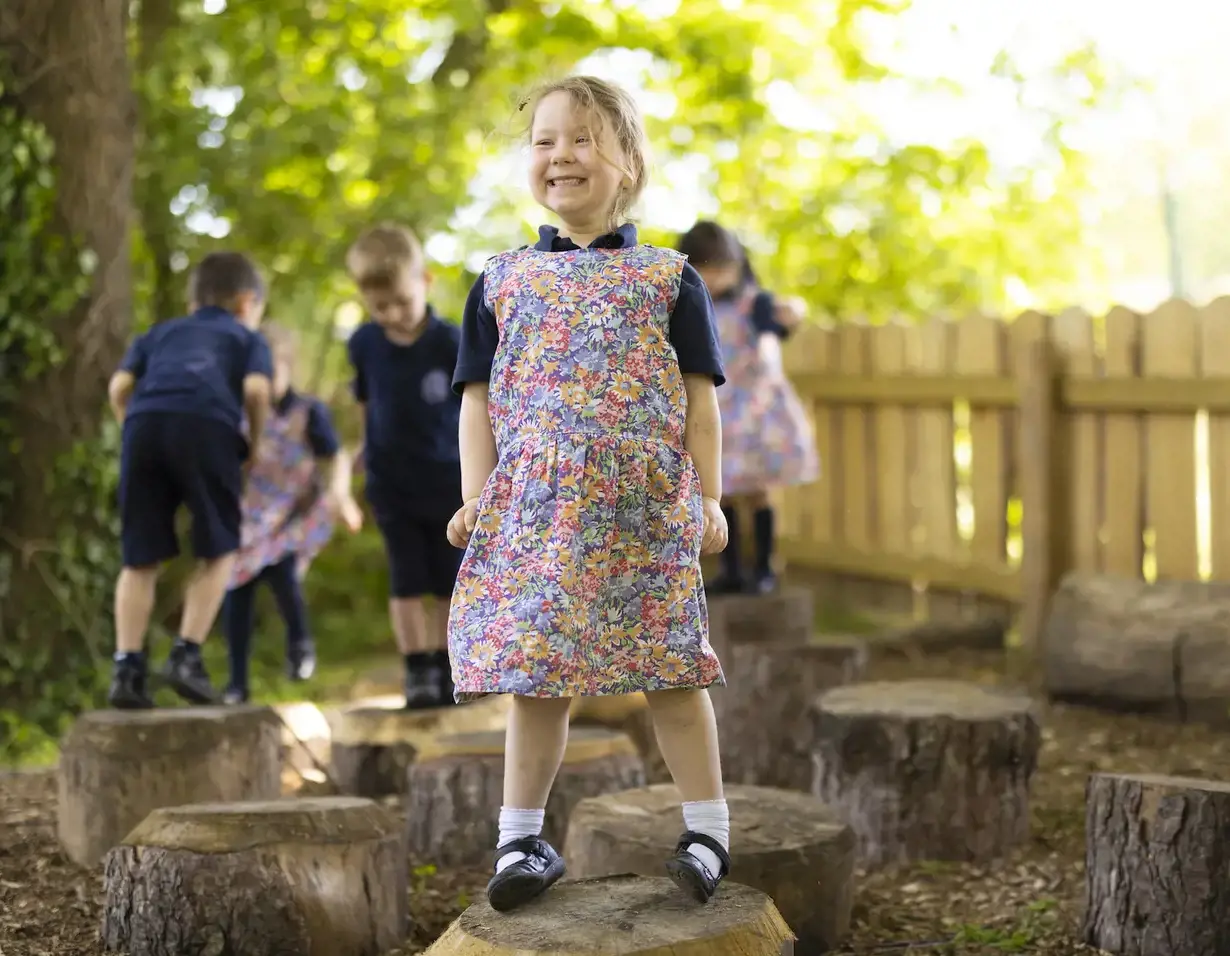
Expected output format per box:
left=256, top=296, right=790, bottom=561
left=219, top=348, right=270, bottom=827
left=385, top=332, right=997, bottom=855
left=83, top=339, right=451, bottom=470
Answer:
left=811, top=679, right=1041, bottom=867
left=1084, top=772, right=1230, bottom=956
left=565, top=783, right=855, bottom=954
left=0, top=0, right=135, bottom=710
left=707, top=587, right=814, bottom=664
left=424, top=874, right=794, bottom=956
left=57, top=705, right=282, bottom=866
left=405, top=727, right=645, bottom=867
left=714, top=637, right=868, bottom=790
left=101, top=797, right=408, bottom=956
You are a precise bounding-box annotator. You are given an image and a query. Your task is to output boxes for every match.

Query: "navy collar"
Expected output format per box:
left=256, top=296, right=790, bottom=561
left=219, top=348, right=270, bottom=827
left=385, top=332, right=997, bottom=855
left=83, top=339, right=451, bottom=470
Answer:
left=193, top=305, right=237, bottom=321
left=534, top=223, right=638, bottom=252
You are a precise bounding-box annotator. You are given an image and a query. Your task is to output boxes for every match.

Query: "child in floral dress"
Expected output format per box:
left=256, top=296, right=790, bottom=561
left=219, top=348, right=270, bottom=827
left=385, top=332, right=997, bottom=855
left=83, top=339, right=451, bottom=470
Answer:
left=220, top=323, right=362, bottom=703
left=447, top=75, right=733, bottom=912
left=678, top=221, right=819, bottom=595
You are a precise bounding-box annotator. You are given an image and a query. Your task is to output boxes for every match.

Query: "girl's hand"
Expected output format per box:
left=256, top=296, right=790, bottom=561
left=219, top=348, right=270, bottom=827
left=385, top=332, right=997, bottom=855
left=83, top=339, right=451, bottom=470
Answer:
left=775, top=295, right=807, bottom=330
left=700, top=496, right=729, bottom=555
left=447, top=497, right=481, bottom=549
left=328, top=492, right=364, bottom=533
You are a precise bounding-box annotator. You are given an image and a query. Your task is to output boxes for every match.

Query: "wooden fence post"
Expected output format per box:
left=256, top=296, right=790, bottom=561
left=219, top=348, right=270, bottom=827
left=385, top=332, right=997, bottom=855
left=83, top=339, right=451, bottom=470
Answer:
left=1018, top=338, right=1060, bottom=655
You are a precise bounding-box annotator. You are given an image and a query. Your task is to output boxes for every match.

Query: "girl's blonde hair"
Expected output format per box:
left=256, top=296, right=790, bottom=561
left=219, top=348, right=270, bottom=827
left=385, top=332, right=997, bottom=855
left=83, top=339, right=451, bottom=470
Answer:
left=518, top=75, right=650, bottom=230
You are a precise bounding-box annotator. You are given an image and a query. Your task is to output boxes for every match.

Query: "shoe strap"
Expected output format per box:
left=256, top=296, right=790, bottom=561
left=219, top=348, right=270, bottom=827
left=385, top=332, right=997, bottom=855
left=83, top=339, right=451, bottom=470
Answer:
left=493, top=835, right=553, bottom=864
left=674, top=830, right=731, bottom=878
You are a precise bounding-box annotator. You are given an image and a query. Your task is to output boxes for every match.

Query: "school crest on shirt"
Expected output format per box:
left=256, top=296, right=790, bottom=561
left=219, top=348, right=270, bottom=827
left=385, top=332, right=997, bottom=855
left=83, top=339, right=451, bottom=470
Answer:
left=421, top=368, right=451, bottom=404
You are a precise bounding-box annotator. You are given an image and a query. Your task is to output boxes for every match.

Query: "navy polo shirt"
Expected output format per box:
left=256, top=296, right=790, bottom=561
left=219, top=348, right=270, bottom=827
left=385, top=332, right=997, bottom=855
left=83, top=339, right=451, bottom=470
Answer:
left=715, top=286, right=791, bottom=339
left=118, top=305, right=274, bottom=432
left=277, top=388, right=340, bottom=458
left=453, top=223, right=726, bottom=393
left=347, top=311, right=462, bottom=520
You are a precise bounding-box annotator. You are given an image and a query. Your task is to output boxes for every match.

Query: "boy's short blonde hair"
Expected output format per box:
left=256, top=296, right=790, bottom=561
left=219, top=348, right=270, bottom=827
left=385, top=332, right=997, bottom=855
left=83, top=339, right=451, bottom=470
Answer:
left=345, top=223, right=425, bottom=289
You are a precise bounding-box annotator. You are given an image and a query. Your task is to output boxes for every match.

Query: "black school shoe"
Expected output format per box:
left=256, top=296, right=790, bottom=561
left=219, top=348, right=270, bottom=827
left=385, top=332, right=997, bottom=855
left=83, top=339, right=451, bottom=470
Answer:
left=704, top=574, right=745, bottom=596
left=403, top=651, right=449, bottom=710
left=108, top=655, right=155, bottom=710
left=746, top=570, right=778, bottom=595
left=159, top=639, right=219, bottom=704
left=486, top=836, right=566, bottom=912
left=664, top=831, right=730, bottom=903
left=286, top=641, right=316, bottom=681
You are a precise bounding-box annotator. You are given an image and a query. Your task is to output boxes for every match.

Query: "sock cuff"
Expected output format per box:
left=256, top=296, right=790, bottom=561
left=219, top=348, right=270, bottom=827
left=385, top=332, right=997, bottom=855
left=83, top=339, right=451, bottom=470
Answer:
left=681, top=799, right=728, bottom=810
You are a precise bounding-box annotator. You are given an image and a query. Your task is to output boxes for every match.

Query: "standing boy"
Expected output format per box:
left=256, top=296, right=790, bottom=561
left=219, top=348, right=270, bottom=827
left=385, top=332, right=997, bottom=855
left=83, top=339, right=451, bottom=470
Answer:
left=345, top=223, right=464, bottom=709
left=106, top=252, right=273, bottom=709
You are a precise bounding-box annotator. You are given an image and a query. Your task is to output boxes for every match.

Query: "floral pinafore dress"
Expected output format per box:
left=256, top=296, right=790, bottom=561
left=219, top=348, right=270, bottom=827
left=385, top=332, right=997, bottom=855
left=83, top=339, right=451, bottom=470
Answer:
left=229, top=396, right=335, bottom=589
left=447, top=244, right=726, bottom=700
left=715, top=286, right=819, bottom=495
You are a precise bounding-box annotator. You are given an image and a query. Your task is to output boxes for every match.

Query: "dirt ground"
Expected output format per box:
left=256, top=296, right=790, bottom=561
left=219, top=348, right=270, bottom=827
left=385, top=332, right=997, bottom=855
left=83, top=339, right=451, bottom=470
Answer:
left=3, top=647, right=1228, bottom=955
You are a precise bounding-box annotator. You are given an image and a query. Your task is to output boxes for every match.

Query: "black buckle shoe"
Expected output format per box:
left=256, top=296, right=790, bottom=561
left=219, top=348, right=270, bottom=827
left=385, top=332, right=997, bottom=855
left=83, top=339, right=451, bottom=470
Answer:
left=108, top=657, right=155, bottom=710
left=747, top=570, right=777, bottom=595
left=486, top=836, right=566, bottom=912
left=222, top=687, right=249, bottom=706
left=287, top=643, right=316, bottom=681
left=403, top=660, right=445, bottom=710
left=160, top=642, right=218, bottom=704
left=665, top=830, right=730, bottom=903
left=705, top=574, right=745, bottom=596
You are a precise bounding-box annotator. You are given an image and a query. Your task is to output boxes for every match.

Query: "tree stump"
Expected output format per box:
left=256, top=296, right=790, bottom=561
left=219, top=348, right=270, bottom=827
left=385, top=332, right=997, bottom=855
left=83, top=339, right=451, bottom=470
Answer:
left=101, top=796, right=407, bottom=956
left=566, top=783, right=855, bottom=953
left=714, top=636, right=868, bottom=790
left=811, top=679, right=1040, bottom=867
left=570, top=693, right=668, bottom=784
left=57, top=706, right=281, bottom=867
left=1043, top=572, right=1230, bottom=719
left=706, top=587, right=814, bottom=662
left=329, top=693, right=510, bottom=797
left=424, top=874, right=794, bottom=955
left=1084, top=773, right=1230, bottom=956
left=406, top=726, right=645, bottom=867
left=273, top=701, right=333, bottom=776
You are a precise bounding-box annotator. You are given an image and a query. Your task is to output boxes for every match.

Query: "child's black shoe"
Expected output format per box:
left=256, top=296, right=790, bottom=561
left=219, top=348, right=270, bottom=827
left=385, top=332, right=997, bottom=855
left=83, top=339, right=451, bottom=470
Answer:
left=160, top=639, right=218, bottom=704
left=746, top=570, right=777, bottom=595
left=222, top=687, right=249, bottom=706
left=486, top=836, right=566, bottom=912
left=434, top=649, right=458, bottom=706
left=286, top=642, right=316, bottom=682
left=664, top=830, right=730, bottom=903
left=403, top=652, right=445, bottom=710
left=108, top=654, right=155, bottom=710
left=704, top=574, right=744, bottom=596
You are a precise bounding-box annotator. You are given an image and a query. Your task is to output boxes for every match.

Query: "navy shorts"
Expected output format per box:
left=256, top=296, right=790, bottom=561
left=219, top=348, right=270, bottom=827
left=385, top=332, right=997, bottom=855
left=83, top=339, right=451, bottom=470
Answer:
left=375, top=512, right=462, bottom=599
left=119, top=412, right=244, bottom=567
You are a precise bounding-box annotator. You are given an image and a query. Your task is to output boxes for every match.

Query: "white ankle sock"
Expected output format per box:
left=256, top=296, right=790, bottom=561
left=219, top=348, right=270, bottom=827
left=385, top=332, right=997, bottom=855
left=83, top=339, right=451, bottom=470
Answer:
left=496, top=806, right=545, bottom=873
left=682, top=799, right=730, bottom=877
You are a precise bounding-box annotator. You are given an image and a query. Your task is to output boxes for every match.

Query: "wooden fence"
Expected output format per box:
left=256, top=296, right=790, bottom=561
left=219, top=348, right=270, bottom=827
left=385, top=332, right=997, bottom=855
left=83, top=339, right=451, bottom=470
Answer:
left=776, top=297, right=1230, bottom=647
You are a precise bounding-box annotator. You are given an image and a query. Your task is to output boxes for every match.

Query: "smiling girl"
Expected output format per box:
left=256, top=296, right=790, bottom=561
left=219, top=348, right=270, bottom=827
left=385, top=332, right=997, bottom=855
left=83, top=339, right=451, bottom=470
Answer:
left=446, top=75, right=733, bottom=912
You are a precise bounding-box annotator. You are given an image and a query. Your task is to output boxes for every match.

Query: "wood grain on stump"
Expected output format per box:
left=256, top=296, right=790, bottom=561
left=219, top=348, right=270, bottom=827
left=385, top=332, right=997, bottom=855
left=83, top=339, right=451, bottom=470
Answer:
left=57, top=706, right=281, bottom=867
left=101, top=796, right=407, bottom=956
left=423, top=874, right=794, bottom=955
left=811, top=679, right=1040, bottom=867
left=406, top=726, right=645, bottom=867
left=570, top=693, right=668, bottom=784
left=1084, top=773, right=1230, bottom=956
left=566, top=783, right=854, bottom=953
left=329, top=693, right=510, bottom=797
left=715, top=636, right=868, bottom=790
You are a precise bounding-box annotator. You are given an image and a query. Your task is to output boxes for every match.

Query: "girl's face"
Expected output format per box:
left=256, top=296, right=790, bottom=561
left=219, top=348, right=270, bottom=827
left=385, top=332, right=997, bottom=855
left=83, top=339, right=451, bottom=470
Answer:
left=529, top=91, right=630, bottom=232
left=272, top=347, right=293, bottom=397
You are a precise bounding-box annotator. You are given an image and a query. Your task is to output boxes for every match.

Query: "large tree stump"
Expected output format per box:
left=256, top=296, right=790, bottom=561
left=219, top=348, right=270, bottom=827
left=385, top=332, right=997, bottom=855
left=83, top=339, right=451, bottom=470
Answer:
left=707, top=587, right=814, bottom=662
left=811, top=679, right=1040, bottom=867
left=407, top=727, right=645, bottom=867
left=1044, top=572, right=1230, bottom=719
left=570, top=693, right=668, bottom=784
left=101, top=796, right=407, bottom=956
left=566, top=783, right=855, bottom=953
left=57, top=706, right=281, bottom=866
left=424, top=874, right=793, bottom=955
left=714, top=636, right=868, bottom=790
left=329, top=693, right=510, bottom=797
left=1084, top=773, right=1230, bottom=956
left=274, top=701, right=333, bottom=775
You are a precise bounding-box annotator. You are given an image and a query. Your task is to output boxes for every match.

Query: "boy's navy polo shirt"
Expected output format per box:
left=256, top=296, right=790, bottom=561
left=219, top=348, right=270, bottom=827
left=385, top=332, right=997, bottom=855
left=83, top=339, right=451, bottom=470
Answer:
left=118, top=305, right=274, bottom=432
left=277, top=388, right=341, bottom=458
left=453, top=223, right=726, bottom=393
left=347, top=310, right=462, bottom=520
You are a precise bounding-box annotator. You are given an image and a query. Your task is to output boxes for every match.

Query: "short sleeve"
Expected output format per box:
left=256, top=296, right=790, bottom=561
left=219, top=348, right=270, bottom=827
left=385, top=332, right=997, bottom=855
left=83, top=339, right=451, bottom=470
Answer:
left=669, top=263, right=726, bottom=386
left=246, top=331, right=274, bottom=378
left=118, top=333, right=149, bottom=377
left=347, top=324, right=369, bottom=403
left=452, top=272, right=500, bottom=394
left=305, top=400, right=341, bottom=457
left=750, top=290, right=789, bottom=338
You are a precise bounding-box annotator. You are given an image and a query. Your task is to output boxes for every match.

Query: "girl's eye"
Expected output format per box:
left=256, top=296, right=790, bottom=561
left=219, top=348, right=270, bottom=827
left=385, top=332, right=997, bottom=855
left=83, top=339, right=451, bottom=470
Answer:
left=576, top=136, right=589, bottom=144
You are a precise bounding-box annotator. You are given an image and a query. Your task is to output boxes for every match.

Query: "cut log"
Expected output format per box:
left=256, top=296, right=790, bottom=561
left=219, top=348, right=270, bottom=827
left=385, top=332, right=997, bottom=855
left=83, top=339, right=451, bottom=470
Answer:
left=407, top=726, right=645, bottom=867
left=714, top=636, right=868, bottom=790
left=566, top=783, right=854, bottom=953
left=101, top=796, right=407, bottom=956
left=57, top=706, right=281, bottom=867
left=273, top=701, right=333, bottom=775
left=706, top=586, right=813, bottom=663
left=874, top=616, right=1007, bottom=654
left=424, top=874, right=793, bottom=955
left=1084, top=773, right=1230, bottom=956
left=1043, top=572, right=1230, bottom=718
left=329, top=693, right=510, bottom=797
left=811, top=679, right=1040, bottom=867
left=570, top=693, right=668, bottom=784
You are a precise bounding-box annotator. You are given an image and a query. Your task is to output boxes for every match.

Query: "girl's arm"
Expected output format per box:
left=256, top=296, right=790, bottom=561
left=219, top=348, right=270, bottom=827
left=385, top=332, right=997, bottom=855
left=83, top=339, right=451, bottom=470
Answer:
left=107, top=371, right=135, bottom=423
left=459, top=383, right=498, bottom=502
left=683, top=374, right=722, bottom=501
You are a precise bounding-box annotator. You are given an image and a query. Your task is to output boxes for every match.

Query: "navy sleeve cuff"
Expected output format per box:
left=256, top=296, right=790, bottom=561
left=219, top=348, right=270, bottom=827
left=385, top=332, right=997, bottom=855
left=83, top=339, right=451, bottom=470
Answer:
left=453, top=272, right=499, bottom=394
left=669, top=263, right=726, bottom=386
